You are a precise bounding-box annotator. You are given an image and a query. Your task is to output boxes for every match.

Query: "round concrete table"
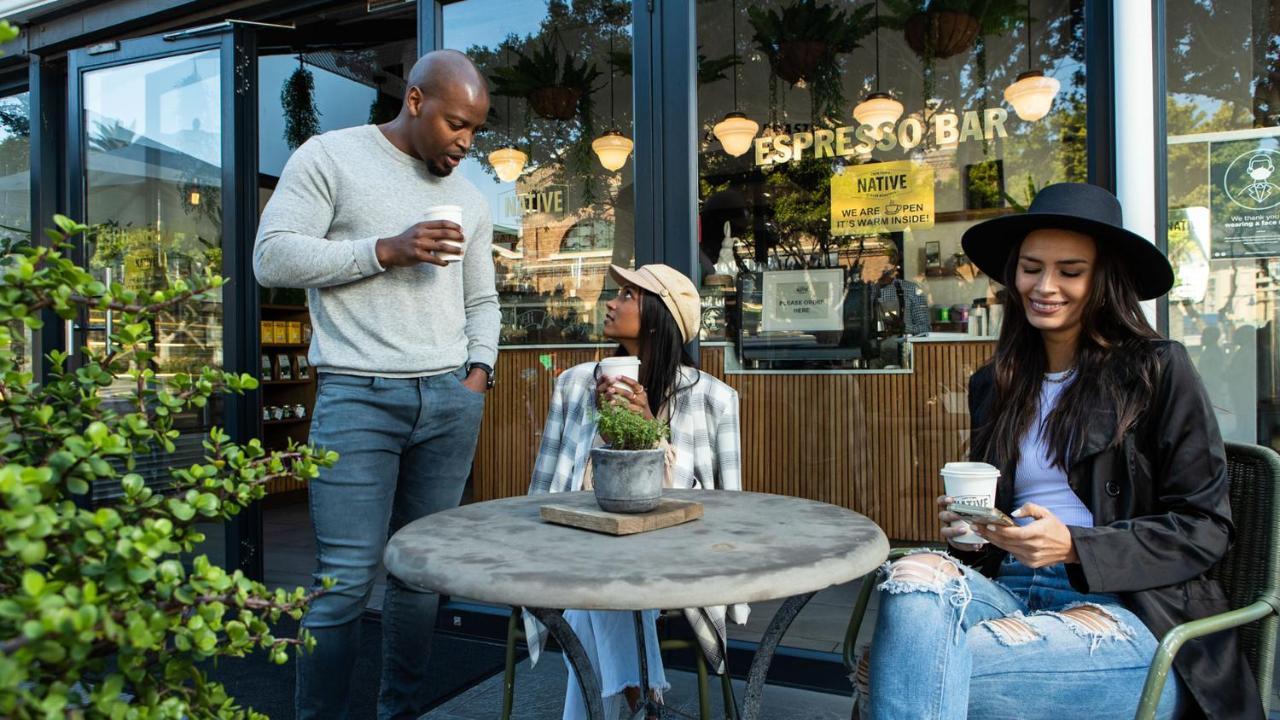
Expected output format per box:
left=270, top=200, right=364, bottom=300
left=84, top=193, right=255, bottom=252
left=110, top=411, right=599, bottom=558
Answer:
left=384, top=489, right=888, bottom=720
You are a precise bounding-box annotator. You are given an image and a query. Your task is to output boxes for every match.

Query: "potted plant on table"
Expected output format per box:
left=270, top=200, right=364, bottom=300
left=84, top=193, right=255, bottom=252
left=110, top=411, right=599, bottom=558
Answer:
left=591, top=401, right=669, bottom=513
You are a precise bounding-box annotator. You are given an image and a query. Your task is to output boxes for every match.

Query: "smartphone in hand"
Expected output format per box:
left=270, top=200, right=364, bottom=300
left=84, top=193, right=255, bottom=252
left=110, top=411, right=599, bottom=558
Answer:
left=946, top=503, right=1016, bottom=528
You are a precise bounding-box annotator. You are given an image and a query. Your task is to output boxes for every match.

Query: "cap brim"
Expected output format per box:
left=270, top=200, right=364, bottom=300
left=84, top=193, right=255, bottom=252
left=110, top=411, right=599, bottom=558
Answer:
left=609, top=265, right=662, bottom=296
left=960, top=212, right=1174, bottom=300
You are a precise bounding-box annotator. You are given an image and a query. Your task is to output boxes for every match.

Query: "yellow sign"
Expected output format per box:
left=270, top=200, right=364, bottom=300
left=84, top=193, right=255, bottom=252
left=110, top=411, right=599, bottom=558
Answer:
left=831, top=161, right=935, bottom=236
left=122, top=247, right=158, bottom=293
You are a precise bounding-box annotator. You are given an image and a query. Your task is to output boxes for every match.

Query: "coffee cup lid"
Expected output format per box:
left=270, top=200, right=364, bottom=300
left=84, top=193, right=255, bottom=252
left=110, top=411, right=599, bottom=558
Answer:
left=941, top=461, right=1000, bottom=477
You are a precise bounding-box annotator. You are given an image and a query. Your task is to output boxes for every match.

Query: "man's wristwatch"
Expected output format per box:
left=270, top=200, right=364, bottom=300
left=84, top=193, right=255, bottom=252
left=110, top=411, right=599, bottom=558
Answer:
left=468, top=362, right=495, bottom=389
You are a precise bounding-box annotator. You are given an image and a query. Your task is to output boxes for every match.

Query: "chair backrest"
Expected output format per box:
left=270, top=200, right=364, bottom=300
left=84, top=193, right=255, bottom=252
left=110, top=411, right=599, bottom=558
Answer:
left=1211, top=442, right=1280, bottom=707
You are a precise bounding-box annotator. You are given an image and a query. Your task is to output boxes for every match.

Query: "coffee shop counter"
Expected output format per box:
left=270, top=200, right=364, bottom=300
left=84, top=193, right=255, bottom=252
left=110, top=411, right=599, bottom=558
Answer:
left=470, top=338, right=996, bottom=542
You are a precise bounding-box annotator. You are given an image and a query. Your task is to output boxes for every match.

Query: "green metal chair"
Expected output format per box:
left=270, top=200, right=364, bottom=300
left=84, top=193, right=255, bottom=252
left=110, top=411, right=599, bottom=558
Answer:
left=501, top=608, right=738, bottom=720
left=1135, top=441, right=1280, bottom=718
left=840, top=442, right=1280, bottom=720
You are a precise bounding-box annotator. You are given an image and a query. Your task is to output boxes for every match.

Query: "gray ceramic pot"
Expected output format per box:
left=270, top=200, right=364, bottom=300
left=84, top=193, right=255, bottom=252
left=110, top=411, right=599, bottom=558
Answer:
left=590, top=446, right=664, bottom=513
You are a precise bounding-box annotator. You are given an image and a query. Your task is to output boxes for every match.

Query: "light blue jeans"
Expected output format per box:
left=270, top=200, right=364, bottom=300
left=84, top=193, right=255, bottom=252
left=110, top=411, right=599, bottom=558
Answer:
left=561, top=609, right=668, bottom=720
left=867, top=552, right=1184, bottom=720
left=295, top=369, right=485, bottom=720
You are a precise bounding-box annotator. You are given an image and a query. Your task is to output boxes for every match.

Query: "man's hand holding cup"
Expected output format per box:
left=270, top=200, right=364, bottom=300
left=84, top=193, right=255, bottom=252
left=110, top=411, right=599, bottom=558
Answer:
left=376, top=205, right=466, bottom=268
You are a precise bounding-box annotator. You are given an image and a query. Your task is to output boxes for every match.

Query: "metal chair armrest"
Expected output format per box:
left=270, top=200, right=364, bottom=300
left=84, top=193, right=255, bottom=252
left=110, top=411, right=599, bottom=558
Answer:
left=1134, top=599, right=1279, bottom=720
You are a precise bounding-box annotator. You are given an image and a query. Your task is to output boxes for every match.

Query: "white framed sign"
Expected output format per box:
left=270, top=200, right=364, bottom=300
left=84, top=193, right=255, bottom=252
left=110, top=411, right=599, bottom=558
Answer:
left=761, top=269, right=845, bottom=332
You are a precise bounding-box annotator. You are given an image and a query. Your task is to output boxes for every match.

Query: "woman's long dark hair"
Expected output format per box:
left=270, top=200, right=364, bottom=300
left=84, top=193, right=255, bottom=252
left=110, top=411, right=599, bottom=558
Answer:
left=973, top=237, right=1162, bottom=470
left=614, top=289, right=699, bottom=417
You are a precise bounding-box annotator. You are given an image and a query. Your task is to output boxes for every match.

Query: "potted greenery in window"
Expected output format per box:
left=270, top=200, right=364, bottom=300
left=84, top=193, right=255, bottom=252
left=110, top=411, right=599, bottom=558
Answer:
left=591, top=401, right=669, bottom=513
left=748, top=0, right=876, bottom=88
left=883, top=0, right=1025, bottom=60
left=282, top=55, right=322, bottom=149
left=491, top=42, right=602, bottom=121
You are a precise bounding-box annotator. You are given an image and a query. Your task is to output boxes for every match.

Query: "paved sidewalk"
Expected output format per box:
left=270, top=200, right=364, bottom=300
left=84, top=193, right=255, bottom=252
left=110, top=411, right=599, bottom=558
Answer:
left=420, top=653, right=853, bottom=720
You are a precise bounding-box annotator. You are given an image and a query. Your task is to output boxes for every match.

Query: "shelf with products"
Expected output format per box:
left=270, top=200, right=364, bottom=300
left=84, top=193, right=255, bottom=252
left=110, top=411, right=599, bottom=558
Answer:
left=259, top=301, right=315, bottom=495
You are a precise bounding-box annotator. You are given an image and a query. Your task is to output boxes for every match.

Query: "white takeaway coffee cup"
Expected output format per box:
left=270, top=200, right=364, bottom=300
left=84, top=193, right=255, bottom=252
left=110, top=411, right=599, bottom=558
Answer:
left=598, top=356, right=641, bottom=390
left=941, top=461, right=1000, bottom=545
left=424, top=205, right=464, bottom=262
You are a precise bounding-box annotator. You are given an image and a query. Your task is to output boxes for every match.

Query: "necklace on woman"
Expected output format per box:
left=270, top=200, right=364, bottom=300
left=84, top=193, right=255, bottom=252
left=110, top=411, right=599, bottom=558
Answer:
left=1044, top=366, right=1077, bottom=384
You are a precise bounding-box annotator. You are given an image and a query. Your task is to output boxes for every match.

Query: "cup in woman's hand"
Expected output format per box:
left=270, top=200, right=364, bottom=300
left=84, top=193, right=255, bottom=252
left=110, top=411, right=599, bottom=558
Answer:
left=598, top=356, right=641, bottom=391
left=940, top=462, right=1000, bottom=545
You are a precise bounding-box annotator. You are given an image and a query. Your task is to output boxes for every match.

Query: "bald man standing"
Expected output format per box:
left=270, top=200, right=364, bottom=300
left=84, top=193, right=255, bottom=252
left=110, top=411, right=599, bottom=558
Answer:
left=254, top=50, right=499, bottom=720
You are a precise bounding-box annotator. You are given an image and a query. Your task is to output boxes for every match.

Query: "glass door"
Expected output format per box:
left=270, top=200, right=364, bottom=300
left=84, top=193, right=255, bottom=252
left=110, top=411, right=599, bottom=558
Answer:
left=67, top=25, right=261, bottom=575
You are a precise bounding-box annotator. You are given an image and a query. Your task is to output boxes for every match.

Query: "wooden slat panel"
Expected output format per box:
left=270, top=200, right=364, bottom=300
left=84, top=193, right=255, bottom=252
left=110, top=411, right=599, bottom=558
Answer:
left=471, top=342, right=995, bottom=541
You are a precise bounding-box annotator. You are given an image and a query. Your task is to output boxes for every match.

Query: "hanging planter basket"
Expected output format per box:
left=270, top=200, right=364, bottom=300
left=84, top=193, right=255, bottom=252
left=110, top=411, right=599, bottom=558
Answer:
left=528, top=85, right=584, bottom=121
left=904, top=10, right=981, bottom=59
left=774, top=40, right=828, bottom=86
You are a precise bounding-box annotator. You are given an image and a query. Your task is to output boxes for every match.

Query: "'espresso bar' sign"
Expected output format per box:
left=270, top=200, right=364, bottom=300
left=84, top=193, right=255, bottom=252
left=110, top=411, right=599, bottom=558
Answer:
left=754, top=108, right=1009, bottom=168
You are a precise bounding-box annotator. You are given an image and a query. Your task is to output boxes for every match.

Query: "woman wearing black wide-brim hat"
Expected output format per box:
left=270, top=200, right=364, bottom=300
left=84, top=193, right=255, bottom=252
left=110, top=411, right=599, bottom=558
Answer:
left=864, top=183, right=1262, bottom=719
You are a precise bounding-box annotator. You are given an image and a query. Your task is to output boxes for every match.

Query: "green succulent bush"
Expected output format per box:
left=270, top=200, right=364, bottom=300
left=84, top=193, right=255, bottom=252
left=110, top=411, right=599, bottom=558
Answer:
left=0, top=215, right=336, bottom=719
left=596, top=401, right=669, bottom=451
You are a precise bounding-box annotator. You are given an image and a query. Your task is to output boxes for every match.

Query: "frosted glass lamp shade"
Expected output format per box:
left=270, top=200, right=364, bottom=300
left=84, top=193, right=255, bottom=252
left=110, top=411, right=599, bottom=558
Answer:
left=713, top=112, right=760, bottom=157
left=488, top=146, right=527, bottom=182
left=592, top=130, right=634, bottom=171
left=852, top=93, right=904, bottom=139
left=1004, top=71, right=1061, bottom=122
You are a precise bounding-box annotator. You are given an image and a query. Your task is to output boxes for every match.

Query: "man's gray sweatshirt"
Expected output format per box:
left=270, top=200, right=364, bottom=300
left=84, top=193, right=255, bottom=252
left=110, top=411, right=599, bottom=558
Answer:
left=253, top=124, right=500, bottom=377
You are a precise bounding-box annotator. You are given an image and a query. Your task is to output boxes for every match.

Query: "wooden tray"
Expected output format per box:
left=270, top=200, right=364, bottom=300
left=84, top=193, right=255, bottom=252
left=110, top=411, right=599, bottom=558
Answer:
left=539, top=497, right=703, bottom=536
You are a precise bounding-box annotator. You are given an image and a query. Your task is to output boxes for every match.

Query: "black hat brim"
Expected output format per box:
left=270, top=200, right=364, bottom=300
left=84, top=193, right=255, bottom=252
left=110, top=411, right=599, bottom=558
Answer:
left=960, top=212, right=1174, bottom=301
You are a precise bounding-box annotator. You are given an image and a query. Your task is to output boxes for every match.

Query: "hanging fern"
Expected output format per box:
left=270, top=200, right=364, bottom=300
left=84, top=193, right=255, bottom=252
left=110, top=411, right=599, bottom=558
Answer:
left=282, top=59, right=321, bottom=150
left=368, top=91, right=401, bottom=125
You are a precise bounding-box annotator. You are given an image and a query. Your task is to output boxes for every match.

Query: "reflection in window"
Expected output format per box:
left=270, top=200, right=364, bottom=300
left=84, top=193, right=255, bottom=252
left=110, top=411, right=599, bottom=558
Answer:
left=83, top=51, right=224, bottom=394
left=696, top=0, right=1086, bottom=368
left=0, top=91, right=31, bottom=373
left=446, top=0, right=635, bottom=345
left=1165, top=0, right=1280, bottom=446
left=560, top=219, right=615, bottom=253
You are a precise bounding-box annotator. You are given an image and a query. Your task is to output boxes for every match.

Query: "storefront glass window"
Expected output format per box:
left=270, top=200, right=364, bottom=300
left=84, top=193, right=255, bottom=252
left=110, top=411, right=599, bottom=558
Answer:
left=444, top=0, right=635, bottom=345
left=83, top=52, right=224, bottom=386
left=1164, top=0, right=1280, bottom=446
left=0, top=90, right=31, bottom=373
left=258, top=28, right=417, bottom=219
left=80, top=50, right=224, bottom=503
left=696, top=0, right=1087, bottom=370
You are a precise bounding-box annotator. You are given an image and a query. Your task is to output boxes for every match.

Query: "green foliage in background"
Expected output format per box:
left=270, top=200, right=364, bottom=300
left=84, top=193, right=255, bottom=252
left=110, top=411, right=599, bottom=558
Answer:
left=0, top=213, right=336, bottom=719
left=596, top=401, right=668, bottom=450
left=282, top=59, right=321, bottom=150
left=747, top=0, right=876, bottom=123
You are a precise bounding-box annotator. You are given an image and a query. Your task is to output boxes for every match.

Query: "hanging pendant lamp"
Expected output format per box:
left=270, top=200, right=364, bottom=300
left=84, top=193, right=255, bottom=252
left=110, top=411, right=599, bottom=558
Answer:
left=593, top=30, right=634, bottom=171
left=489, top=146, right=527, bottom=182
left=712, top=0, right=759, bottom=157
left=489, top=47, right=528, bottom=182
left=853, top=1, right=903, bottom=140
left=1004, top=1, right=1060, bottom=121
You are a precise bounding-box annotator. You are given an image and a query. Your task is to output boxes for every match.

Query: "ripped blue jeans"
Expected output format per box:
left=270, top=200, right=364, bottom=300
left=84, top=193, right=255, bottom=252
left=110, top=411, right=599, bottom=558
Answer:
left=867, top=552, right=1184, bottom=720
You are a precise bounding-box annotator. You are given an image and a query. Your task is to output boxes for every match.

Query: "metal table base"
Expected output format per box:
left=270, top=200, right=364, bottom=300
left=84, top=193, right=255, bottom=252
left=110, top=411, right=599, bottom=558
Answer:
left=527, top=590, right=817, bottom=720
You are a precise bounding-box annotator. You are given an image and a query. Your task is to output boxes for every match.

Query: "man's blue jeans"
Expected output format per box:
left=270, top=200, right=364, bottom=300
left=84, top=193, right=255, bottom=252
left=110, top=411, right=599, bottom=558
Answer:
left=295, top=369, right=485, bottom=720
left=868, top=552, right=1184, bottom=720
